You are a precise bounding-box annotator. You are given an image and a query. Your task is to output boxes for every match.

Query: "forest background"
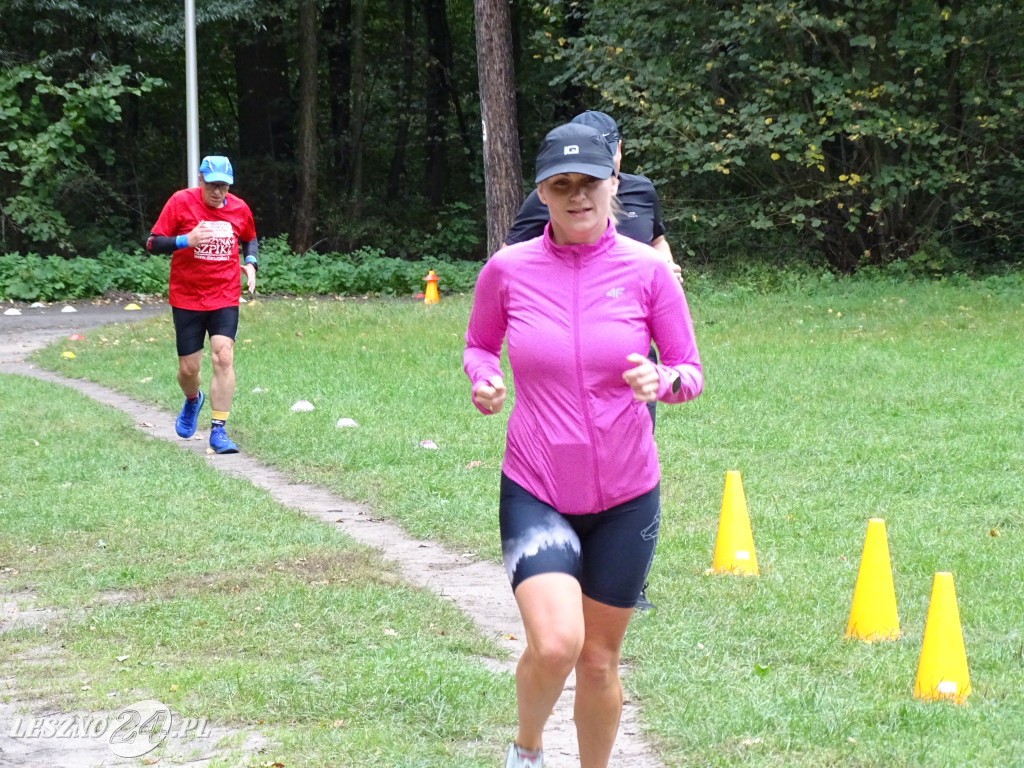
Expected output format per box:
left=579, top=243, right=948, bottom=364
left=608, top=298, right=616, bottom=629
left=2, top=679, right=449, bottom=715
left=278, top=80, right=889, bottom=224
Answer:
left=1, top=0, right=1023, bottom=278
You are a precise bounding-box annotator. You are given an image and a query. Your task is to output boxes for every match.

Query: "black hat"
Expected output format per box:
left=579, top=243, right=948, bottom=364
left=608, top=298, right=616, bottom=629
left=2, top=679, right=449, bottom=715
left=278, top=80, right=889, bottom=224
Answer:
left=534, top=123, right=616, bottom=184
left=571, top=111, right=620, bottom=153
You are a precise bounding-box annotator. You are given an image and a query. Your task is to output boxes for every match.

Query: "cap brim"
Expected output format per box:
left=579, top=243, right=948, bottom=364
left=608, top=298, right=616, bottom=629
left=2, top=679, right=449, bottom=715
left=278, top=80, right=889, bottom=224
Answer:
left=535, top=162, right=614, bottom=184
left=202, top=173, right=233, bottom=184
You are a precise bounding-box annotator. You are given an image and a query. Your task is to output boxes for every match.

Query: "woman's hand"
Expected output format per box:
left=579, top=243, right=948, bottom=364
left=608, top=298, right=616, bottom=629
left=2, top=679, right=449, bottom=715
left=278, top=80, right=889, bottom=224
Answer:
left=623, top=353, right=659, bottom=402
left=474, top=375, right=506, bottom=414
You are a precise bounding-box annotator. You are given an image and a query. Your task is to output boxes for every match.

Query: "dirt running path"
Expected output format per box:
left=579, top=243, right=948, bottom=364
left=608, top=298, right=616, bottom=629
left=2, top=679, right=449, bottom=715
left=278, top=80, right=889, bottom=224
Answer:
left=0, top=299, right=665, bottom=768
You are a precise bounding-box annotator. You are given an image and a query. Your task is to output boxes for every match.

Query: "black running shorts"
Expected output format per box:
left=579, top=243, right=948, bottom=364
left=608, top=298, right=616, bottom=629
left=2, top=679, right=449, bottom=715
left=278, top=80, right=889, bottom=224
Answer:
left=498, top=473, right=660, bottom=609
left=171, top=306, right=240, bottom=357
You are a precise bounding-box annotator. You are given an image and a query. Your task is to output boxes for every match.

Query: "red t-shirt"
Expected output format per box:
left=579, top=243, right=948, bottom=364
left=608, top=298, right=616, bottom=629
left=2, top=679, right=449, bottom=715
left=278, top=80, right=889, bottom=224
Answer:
left=151, top=187, right=257, bottom=310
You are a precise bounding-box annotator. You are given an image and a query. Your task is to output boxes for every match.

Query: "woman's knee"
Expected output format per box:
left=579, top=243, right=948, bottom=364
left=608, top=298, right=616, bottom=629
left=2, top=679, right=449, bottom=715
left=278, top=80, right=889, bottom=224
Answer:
left=575, top=642, right=621, bottom=688
left=528, top=627, right=584, bottom=677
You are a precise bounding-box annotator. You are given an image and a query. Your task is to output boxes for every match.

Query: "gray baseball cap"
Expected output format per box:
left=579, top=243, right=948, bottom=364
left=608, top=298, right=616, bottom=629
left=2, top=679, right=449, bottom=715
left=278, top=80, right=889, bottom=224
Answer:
left=534, top=123, right=616, bottom=184
left=571, top=110, right=620, bottom=153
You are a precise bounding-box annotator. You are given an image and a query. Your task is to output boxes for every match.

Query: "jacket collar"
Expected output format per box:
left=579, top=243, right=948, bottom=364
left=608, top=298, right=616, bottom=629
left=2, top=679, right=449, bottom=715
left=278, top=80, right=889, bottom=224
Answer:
left=542, top=220, right=617, bottom=260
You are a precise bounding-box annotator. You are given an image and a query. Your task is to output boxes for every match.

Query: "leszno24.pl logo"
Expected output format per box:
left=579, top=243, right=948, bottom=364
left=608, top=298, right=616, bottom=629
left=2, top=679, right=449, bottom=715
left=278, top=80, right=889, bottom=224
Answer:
left=8, top=699, right=211, bottom=758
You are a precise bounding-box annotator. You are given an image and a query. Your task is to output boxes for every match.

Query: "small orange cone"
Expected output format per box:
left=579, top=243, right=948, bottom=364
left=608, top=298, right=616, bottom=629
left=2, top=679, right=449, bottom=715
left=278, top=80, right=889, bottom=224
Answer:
left=914, top=572, right=971, bottom=704
left=423, top=270, right=439, bottom=304
left=845, top=518, right=900, bottom=642
left=711, top=471, right=759, bottom=575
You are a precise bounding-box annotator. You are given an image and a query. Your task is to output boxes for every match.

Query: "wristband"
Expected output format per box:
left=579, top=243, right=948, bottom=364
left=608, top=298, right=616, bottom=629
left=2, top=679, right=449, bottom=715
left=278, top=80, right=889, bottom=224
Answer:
left=175, top=234, right=189, bottom=249
left=244, top=256, right=258, bottom=272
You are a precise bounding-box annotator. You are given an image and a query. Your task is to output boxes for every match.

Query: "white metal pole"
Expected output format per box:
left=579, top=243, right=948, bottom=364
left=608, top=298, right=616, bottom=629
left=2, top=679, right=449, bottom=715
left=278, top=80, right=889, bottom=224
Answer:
left=185, top=0, right=200, bottom=186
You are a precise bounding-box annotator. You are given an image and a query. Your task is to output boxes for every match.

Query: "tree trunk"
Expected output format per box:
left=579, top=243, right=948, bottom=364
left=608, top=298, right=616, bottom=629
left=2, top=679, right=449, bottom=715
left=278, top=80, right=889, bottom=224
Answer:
left=474, top=0, right=522, bottom=255
left=386, top=0, right=415, bottom=203
left=235, top=17, right=292, bottom=235
left=424, top=0, right=452, bottom=209
left=350, top=0, right=367, bottom=217
left=293, top=0, right=319, bottom=253
left=323, top=0, right=353, bottom=195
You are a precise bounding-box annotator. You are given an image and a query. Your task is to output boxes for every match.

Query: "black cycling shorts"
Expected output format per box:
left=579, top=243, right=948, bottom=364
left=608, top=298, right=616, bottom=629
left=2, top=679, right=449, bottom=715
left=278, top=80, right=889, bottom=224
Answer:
left=171, top=306, right=240, bottom=357
left=498, top=473, right=660, bottom=609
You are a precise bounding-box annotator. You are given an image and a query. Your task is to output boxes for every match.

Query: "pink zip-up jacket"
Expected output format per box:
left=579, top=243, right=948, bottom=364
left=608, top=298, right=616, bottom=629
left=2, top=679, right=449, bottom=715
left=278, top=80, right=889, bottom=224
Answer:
left=464, top=222, right=703, bottom=515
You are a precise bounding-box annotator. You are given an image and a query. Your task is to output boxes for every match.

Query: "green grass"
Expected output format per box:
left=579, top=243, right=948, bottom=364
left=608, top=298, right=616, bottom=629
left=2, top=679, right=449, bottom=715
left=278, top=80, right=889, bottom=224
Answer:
left=0, top=373, right=513, bottom=767
left=22, top=279, right=1024, bottom=766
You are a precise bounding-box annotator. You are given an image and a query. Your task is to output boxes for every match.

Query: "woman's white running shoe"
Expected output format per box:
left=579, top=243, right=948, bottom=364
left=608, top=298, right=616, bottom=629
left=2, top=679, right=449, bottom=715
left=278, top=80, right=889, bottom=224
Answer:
left=505, top=743, right=543, bottom=767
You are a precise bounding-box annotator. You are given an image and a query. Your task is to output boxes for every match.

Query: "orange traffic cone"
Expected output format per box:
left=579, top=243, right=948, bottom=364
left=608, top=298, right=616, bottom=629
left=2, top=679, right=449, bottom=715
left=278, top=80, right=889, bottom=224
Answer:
left=711, top=471, right=759, bottom=575
left=423, top=270, right=439, bottom=304
left=914, top=572, right=971, bottom=704
left=845, top=518, right=900, bottom=642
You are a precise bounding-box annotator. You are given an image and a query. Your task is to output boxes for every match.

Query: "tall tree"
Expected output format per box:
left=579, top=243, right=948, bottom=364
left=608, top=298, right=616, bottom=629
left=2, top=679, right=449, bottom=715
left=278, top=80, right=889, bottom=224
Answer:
left=386, top=0, right=416, bottom=203
left=423, top=0, right=454, bottom=209
left=293, top=0, right=319, bottom=252
left=474, top=0, right=522, bottom=255
left=236, top=16, right=292, bottom=236
left=349, top=0, right=367, bottom=217
left=323, top=0, right=353, bottom=196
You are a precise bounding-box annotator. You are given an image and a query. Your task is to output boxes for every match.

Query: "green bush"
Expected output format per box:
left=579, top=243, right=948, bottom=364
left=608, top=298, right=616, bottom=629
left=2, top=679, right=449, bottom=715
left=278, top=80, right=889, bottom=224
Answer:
left=0, top=240, right=483, bottom=302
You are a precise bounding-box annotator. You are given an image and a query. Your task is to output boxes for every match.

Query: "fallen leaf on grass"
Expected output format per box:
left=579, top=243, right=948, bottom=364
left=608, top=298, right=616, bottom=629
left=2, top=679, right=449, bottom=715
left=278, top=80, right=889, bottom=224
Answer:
left=465, top=460, right=483, bottom=468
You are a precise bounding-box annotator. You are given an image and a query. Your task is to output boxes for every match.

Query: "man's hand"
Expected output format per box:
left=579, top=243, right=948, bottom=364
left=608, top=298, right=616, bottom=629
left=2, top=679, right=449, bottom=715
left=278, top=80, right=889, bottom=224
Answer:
left=623, top=353, right=660, bottom=402
left=243, top=263, right=257, bottom=294
left=670, top=260, right=683, bottom=286
left=474, top=375, right=506, bottom=414
left=187, top=221, right=215, bottom=249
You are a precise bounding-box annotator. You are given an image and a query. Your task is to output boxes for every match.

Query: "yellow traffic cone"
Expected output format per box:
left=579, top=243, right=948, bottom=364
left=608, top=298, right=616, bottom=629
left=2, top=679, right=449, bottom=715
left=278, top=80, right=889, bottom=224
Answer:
left=914, top=572, right=971, bottom=704
left=711, top=471, right=759, bottom=575
left=845, top=518, right=900, bottom=642
left=423, top=270, right=439, bottom=304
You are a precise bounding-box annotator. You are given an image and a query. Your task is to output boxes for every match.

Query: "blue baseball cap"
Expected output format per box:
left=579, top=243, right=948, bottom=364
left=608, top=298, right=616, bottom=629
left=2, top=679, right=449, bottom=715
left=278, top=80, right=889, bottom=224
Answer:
left=198, top=156, right=234, bottom=185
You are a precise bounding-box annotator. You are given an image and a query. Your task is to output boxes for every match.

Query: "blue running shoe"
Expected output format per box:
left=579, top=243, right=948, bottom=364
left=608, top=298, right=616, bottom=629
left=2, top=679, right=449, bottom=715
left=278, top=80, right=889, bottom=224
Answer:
left=175, top=391, right=205, bottom=438
left=209, top=426, right=239, bottom=454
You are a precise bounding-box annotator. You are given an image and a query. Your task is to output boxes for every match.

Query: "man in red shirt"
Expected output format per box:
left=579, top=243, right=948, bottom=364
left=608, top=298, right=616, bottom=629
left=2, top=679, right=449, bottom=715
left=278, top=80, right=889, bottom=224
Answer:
left=146, top=155, right=258, bottom=454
